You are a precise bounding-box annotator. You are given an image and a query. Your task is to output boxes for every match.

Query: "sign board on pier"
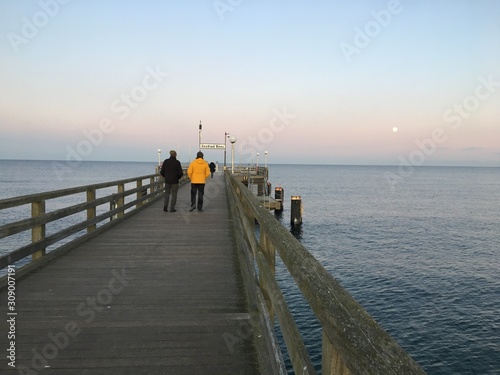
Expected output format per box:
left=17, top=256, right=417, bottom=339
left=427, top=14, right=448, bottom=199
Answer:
left=200, top=143, right=226, bottom=150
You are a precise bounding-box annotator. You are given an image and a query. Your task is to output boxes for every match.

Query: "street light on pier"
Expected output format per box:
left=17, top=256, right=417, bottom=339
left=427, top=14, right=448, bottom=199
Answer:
left=198, top=121, right=202, bottom=149
left=256, top=152, right=259, bottom=171
left=224, top=132, right=230, bottom=169
left=157, top=149, right=161, bottom=166
left=264, top=150, right=269, bottom=195
left=230, top=135, right=237, bottom=174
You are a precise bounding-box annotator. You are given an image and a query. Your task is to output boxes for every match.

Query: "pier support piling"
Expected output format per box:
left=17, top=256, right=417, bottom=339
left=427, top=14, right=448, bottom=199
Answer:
left=274, top=187, right=284, bottom=212
left=291, top=195, right=302, bottom=225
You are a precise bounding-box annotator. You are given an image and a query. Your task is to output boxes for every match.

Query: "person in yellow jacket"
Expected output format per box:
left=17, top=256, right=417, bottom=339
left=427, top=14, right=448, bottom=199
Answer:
left=187, top=151, right=211, bottom=212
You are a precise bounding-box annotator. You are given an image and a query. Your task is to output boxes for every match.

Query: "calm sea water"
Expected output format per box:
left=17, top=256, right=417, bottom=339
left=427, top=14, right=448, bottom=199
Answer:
left=269, top=164, right=500, bottom=375
left=0, top=160, right=159, bottom=266
left=1, top=160, right=499, bottom=374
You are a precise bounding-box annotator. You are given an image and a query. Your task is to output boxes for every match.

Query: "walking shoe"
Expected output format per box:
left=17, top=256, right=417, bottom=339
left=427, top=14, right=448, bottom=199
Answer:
left=198, top=208, right=203, bottom=212
left=170, top=209, right=177, bottom=212
left=189, top=204, right=196, bottom=212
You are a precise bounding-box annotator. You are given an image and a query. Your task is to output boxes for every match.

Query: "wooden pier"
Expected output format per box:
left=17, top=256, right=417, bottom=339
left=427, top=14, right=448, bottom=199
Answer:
left=1, top=174, right=275, bottom=374
left=235, top=168, right=282, bottom=210
left=1, top=170, right=426, bottom=374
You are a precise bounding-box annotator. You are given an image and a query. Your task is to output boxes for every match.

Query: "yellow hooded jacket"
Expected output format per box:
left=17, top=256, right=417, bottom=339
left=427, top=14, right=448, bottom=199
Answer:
left=188, top=158, right=210, bottom=183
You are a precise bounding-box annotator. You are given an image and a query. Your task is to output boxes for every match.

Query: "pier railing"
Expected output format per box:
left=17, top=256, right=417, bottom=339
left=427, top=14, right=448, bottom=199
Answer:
left=226, top=171, right=426, bottom=375
left=0, top=169, right=426, bottom=374
left=0, top=173, right=186, bottom=278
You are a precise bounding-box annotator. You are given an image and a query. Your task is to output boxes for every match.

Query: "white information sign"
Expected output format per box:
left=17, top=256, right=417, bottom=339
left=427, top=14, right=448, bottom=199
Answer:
left=200, top=143, right=226, bottom=150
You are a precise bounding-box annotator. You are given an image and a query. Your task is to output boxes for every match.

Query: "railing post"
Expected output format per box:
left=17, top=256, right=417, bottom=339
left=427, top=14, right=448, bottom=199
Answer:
left=31, top=200, right=46, bottom=261
left=259, top=229, right=276, bottom=324
left=159, top=173, right=164, bottom=190
left=150, top=177, right=155, bottom=194
left=117, top=183, right=125, bottom=218
left=260, top=229, right=275, bottom=274
left=136, top=180, right=143, bottom=208
left=322, top=330, right=351, bottom=375
left=87, top=188, right=96, bottom=233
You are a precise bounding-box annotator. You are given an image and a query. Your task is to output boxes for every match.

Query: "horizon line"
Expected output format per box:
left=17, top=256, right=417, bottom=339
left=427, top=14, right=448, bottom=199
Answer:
left=0, top=158, right=498, bottom=169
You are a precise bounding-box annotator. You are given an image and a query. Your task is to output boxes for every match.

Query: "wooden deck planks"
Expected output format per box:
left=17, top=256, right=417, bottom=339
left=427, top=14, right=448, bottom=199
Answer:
left=1, top=173, right=261, bottom=374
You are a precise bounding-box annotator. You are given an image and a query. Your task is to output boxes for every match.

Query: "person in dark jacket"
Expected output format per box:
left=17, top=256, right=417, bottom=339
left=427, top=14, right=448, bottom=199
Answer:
left=160, top=150, right=183, bottom=212
left=209, top=162, right=216, bottom=178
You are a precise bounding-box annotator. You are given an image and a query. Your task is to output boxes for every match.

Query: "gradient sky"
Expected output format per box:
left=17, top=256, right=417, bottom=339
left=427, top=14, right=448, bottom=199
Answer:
left=1, top=0, right=499, bottom=166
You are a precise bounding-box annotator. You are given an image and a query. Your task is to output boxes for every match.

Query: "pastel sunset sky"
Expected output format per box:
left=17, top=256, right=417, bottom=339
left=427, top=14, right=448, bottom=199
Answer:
left=1, top=0, right=499, bottom=166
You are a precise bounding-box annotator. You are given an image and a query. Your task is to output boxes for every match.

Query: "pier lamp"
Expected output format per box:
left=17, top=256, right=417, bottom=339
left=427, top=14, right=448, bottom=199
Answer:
left=157, top=149, right=161, bottom=166
left=230, top=135, right=237, bottom=174
left=264, top=150, right=268, bottom=168
left=256, top=152, right=259, bottom=171
left=224, top=132, right=230, bottom=169
left=199, top=121, right=202, bottom=149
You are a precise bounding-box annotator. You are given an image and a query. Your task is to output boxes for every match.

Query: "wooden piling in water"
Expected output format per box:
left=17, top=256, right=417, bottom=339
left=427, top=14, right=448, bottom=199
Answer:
left=291, top=195, right=302, bottom=225
left=274, top=187, right=284, bottom=212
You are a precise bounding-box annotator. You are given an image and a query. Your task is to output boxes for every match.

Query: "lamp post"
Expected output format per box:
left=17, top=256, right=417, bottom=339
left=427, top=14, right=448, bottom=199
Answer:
left=256, top=152, right=259, bottom=172
left=264, top=150, right=269, bottom=195
left=224, top=132, right=230, bottom=169
left=157, top=149, right=161, bottom=166
left=198, top=121, right=202, bottom=149
left=230, top=135, right=237, bottom=174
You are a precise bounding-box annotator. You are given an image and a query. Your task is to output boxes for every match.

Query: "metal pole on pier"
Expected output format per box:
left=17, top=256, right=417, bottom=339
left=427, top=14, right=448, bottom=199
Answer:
left=264, top=150, right=269, bottom=195
left=156, top=149, right=162, bottom=175
left=224, top=132, right=229, bottom=169
left=230, top=135, right=237, bottom=173
left=198, top=121, right=202, bottom=149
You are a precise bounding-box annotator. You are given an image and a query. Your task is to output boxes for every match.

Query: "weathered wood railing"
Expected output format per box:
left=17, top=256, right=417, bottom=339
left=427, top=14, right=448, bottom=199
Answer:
left=0, top=173, right=187, bottom=278
left=226, top=172, right=426, bottom=375
left=0, top=169, right=427, bottom=374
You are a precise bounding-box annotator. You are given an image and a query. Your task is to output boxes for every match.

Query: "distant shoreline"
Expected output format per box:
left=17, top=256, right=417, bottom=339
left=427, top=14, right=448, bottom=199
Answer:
left=0, top=159, right=498, bottom=169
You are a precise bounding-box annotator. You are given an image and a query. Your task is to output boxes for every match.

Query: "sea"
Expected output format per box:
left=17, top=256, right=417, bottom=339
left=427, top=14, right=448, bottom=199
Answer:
left=1, top=160, right=499, bottom=375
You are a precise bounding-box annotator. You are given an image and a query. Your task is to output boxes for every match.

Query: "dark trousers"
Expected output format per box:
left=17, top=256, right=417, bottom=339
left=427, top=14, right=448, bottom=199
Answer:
left=164, top=183, right=179, bottom=211
left=190, top=183, right=205, bottom=209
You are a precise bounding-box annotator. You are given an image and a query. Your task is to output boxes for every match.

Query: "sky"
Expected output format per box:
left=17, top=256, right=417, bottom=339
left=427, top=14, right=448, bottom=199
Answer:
left=0, top=0, right=499, bottom=166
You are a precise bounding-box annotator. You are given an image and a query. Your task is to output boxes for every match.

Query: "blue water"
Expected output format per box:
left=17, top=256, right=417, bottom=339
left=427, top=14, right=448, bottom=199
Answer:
left=270, top=164, right=500, bottom=374
left=0, top=160, right=157, bottom=267
left=1, top=160, right=499, bottom=374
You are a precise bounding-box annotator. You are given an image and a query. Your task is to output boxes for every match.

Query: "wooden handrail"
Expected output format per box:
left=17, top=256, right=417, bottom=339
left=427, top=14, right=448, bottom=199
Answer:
left=0, top=172, right=188, bottom=272
left=1, top=170, right=426, bottom=374
left=225, top=172, right=426, bottom=375
left=0, top=174, right=158, bottom=210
